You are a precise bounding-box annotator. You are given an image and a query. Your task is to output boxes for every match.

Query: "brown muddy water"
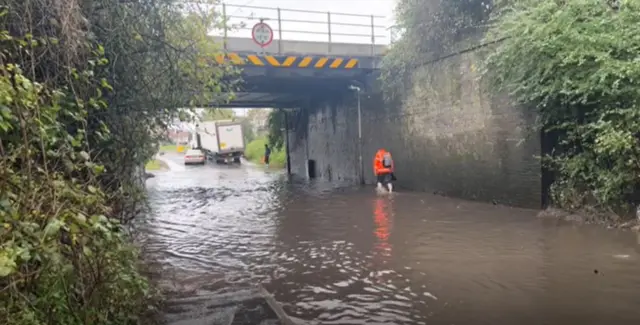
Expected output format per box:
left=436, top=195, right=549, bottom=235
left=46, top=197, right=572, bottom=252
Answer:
left=138, top=154, right=640, bottom=325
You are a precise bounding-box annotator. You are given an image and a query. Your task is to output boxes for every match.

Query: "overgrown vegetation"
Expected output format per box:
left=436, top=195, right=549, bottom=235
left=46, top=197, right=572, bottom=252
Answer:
left=201, top=108, right=234, bottom=121
left=484, top=0, right=640, bottom=214
left=245, top=109, right=287, bottom=168
left=239, top=117, right=256, bottom=143
left=245, top=137, right=286, bottom=169
left=1, top=0, right=233, bottom=323
left=381, top=0, right=493, bottom=100
left=383, top=0, right=640, bottom=217
left=265, top=109, right=288, bottom=151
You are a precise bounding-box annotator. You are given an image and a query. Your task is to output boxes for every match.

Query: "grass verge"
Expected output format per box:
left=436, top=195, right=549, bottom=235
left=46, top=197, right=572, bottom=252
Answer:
left=245, top=136, right=286, bottom=169
left=159, top=144, right=177, bottom=152
left=145, top=159, right=169, bottom=171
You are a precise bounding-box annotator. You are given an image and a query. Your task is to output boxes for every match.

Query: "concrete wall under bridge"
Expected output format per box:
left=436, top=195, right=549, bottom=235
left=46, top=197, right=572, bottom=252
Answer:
left=283, top=48, right=542, bottom=209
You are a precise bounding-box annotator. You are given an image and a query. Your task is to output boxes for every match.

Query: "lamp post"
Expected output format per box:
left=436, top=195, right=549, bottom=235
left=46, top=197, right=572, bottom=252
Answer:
left=349, top=85, right=364, bottom=185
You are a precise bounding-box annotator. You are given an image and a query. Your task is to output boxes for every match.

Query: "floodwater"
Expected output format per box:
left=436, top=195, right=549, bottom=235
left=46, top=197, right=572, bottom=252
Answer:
left=139, top=153, right=640, bottom=325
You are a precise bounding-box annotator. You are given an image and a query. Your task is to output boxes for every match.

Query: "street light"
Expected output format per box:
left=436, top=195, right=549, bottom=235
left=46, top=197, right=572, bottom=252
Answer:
left=348, top=84, right=364, bottom=185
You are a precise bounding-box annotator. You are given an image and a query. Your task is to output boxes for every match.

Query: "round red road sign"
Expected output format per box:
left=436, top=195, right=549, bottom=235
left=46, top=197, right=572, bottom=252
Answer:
left=251, top=22, right=274, bottom=48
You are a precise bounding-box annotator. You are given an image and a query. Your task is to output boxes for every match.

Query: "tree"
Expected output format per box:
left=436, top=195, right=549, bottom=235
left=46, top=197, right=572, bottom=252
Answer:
left=236, top=117, right=256, bottom=143
left=201, top=108, right=235, bottom=121
left=246, top=109, right=270, bottom=136
left=266, top=109, right=288, bottom=150
left=0, top=0, right=237, bottom=323
left=247, top=108, right=271, bottom=121
left=80, top=0, right=237, bottom=219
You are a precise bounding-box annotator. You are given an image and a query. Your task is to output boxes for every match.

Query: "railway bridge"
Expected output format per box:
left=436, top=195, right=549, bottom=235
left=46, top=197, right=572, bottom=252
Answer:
left=212, top=3, right=388, bottom=108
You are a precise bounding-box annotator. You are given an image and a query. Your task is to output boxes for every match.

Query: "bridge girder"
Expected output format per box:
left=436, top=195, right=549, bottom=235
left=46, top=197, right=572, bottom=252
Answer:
left=208, top=52, right=381, bottom=108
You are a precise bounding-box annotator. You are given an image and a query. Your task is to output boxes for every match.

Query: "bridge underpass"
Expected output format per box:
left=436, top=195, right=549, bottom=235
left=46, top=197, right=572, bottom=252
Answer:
left=211, top=49, right=383, bottom=179
left=201, top=3, right=389, bottom=184
left=215, top=51, right=382, bottom=108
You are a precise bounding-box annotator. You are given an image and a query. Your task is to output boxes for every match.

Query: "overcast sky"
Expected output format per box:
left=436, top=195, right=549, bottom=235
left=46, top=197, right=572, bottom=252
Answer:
left=214, top=0, right=396, bottom=45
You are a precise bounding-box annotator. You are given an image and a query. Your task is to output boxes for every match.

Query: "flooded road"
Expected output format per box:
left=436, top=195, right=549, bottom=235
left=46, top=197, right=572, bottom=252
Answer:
left=140, top=154, right=640, bottom=325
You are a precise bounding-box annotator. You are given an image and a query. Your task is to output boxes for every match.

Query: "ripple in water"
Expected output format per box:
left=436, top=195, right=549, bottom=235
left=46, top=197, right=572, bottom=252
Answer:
left=139, top=158, right=640, bottom=325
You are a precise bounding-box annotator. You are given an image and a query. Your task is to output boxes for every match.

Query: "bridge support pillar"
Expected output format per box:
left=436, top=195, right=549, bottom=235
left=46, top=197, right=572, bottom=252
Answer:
left=283, top=109, right=291, bottom=177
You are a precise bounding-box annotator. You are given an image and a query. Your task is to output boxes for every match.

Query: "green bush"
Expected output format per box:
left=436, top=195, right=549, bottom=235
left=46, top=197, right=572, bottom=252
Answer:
left=1, top=0, right=234, bottom=323
left=245, top=137, right=286, bottom=168
left=485, top=0, right=640, bottom=212
left=380, top=0, right=492, bottom=100
left=270, top=150, right=287, bottom=169
left=0, top=52, right=152, bottom=325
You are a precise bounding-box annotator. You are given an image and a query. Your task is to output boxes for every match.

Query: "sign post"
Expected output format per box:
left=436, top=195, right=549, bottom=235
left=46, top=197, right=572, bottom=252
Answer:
left=251, top=20, right=274, bottom=52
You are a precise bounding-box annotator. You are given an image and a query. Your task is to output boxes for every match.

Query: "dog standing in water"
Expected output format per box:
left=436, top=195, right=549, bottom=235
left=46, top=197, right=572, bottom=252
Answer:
left=373, top=148, right=396, bottom=193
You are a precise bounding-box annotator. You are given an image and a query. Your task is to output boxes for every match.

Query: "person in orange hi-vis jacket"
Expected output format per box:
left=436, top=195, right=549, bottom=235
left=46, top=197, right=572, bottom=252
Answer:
left=373, top=148, right=396, bottom=193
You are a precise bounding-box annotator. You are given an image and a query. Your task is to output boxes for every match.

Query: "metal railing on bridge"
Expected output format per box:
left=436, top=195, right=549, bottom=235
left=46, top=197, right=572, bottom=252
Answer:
left=219, top=3, right=388, bottom=56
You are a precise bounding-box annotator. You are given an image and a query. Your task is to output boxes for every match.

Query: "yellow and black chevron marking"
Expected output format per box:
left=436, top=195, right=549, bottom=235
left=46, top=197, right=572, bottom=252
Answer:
left=214, top=53, right=360, bottom=69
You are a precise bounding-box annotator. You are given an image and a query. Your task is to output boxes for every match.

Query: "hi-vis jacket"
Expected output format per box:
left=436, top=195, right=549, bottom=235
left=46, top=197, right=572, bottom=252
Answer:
left=373, top=149, right=394, bottom=176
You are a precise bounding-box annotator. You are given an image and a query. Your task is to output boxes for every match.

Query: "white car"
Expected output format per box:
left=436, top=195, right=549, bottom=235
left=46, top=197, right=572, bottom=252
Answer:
left=184, top=149, right=206, bottom=165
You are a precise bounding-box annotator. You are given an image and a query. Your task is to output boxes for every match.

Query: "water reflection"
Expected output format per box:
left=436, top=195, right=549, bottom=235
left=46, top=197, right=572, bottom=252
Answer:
left=373, top=196, right=393, bottom=260
left=141, top=154, right=640, bottom=325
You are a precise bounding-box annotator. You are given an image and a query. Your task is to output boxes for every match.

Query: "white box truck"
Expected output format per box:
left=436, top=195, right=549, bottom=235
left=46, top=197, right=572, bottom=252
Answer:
left=195, top=120, right=245, bottom=164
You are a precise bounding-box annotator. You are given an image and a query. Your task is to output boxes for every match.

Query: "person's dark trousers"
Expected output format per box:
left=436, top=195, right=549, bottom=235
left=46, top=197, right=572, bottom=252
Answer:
left=377, top=173, right=393, bottom=186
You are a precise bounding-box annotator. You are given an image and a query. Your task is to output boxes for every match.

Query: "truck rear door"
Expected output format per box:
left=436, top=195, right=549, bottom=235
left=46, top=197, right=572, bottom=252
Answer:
left=198, top=121, right=219, bottom=153
left=216, top=123, right=244, bottom=153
